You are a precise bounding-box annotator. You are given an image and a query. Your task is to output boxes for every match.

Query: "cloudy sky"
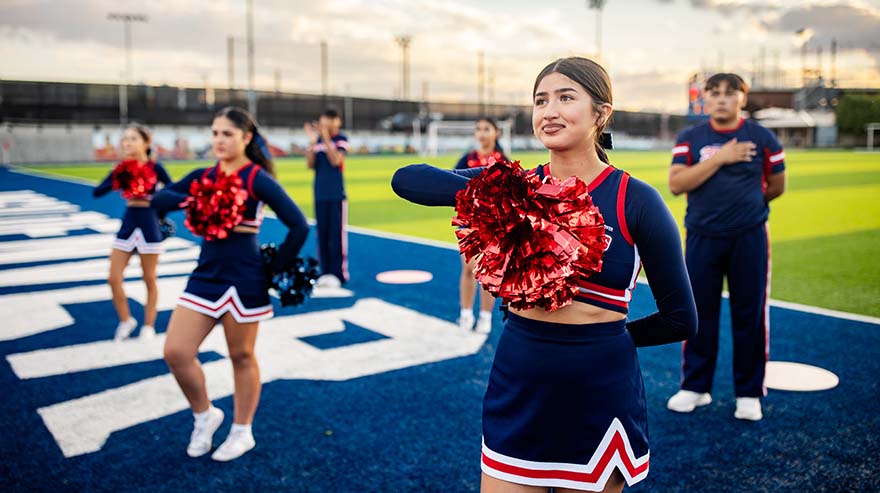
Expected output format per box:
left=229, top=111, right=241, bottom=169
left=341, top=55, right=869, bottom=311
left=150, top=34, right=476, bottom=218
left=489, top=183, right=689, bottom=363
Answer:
left=2, top=0, right=879, bottom=113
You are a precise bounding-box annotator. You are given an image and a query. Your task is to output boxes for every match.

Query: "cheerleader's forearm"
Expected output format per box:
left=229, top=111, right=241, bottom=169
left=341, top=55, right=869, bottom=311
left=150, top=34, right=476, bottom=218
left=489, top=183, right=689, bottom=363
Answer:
left=252, top=171, right=310, bottom=273
left=391, top=164, right=484, bottom=207
left=151, top=168, right=204, bottom=213
left=93, top=173, right=114, bottom=197
left=624, top=177, right=698, bottom=347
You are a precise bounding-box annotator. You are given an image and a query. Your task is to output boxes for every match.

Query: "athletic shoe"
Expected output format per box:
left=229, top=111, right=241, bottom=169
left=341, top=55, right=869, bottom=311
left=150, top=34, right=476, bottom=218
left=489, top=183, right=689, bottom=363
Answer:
left=734, top=397, right=763, bottom=421
left=114, top=319, right=138, bottom=342
left=666, top=390, right=712, bottom=413
left=186, top=407, right=224, bottom=458
left=211, top=429, right=256, bottom=462
left=458, top=312, right=475, bottom=331
left=315, top=274, right=341, bottom=288
left=475, top=315, right=492, bottom=334
left=139, top=325, right=156, bottom=339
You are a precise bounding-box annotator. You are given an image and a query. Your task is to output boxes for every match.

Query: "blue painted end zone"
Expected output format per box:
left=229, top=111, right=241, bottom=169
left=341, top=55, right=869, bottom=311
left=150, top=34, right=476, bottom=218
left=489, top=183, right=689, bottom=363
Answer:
left=0, top=167, right=878, bottom=492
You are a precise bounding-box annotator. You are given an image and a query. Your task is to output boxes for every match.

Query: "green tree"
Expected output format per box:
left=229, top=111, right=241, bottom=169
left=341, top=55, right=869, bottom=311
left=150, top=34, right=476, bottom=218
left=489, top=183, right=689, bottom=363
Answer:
left=836, top=94, right=880, bottom=135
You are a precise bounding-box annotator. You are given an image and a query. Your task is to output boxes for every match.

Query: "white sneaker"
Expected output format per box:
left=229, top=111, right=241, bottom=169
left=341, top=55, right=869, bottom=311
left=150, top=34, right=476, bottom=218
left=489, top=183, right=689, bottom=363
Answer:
left=316, top=274, right=341, bottom=288
left=458, top=313, right=475, bottom=331
left=139, top=325, right=156, bottom=339
left=186, top=407, right=224, bottom=458
left=475, top=316, right=492, bottom=334
left=667, top=390, right=713, bottom=413
left=734, top=397, right=763, bottom=421
left=114, top=319, right=138, bottom=342
left=211, top=429, right=256, bottom=462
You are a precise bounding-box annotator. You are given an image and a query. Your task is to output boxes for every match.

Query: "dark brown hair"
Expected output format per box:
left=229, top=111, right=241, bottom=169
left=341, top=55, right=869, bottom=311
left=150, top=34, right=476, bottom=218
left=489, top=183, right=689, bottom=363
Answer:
left=214, top=106, right=275, bottom=177
left=705, top=73, right=749, bottom=93
left=477, top=117, right=504, bottom=152
left=126, top=123, right=153, bottom=158
left=533, top=57, right=613, bottom=163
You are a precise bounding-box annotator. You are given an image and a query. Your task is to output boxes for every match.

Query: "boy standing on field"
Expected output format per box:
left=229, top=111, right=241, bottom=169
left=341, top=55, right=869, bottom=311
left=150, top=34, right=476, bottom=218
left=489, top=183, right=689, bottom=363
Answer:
left=666, top=73, right=786, bottom=421
left=305, top=108, right=350, bottom=287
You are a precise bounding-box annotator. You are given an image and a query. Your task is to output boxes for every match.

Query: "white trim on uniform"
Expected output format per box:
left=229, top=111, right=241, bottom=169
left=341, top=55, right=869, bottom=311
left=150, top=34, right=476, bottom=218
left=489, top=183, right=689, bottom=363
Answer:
left=672, top=145, right=690, bottom=156
left=341, top=199, right=349, bottom=282
left=481, top=418, right=649, bottom=491
left=112, top=228, right=164, bottom=254
left=178, top=286, right=273, bottom=323
left=769, top=151, right=785, bottom=163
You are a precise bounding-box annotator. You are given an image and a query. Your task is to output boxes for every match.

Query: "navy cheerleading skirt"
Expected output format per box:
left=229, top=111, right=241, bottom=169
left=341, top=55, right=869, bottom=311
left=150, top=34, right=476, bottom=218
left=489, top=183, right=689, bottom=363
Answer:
left=177, top=232, right=273, bottom=323
left=113, top=207, right=164, bottom=254
left=481, top=312, right=649, bottom=491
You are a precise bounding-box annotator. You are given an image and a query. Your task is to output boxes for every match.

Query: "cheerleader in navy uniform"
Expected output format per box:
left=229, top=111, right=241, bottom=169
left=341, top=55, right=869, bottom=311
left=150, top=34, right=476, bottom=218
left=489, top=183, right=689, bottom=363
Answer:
left=392, top=58, right=697, bottom=492
left=153, top=107, right=309, bottom=462
left=93, top=124, right=172, bottom=341
left=454, top=118, right=509, bottom=334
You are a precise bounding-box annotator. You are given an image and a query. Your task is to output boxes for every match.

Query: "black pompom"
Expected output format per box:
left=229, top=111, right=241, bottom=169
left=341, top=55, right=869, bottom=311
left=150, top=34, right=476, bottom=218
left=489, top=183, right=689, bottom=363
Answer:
left=159, top=217, right=176, bottom=239
left=260, top=243, right=319, bottom=307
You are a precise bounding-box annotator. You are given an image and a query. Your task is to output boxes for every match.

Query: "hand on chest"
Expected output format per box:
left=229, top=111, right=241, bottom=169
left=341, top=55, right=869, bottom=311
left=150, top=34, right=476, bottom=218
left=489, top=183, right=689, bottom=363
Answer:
left=698, top=142, right=762, bottom=168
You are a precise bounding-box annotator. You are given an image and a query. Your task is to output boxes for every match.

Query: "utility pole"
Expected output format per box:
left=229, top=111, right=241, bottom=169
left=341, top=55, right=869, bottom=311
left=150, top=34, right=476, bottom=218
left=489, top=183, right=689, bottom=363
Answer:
left=107, top=12, right=147, bottom=124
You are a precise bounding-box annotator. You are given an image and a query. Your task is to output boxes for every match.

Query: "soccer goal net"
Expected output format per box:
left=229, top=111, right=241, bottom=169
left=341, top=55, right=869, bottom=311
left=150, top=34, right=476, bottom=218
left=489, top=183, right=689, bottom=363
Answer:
left=423, top=120, right=513, bottom=157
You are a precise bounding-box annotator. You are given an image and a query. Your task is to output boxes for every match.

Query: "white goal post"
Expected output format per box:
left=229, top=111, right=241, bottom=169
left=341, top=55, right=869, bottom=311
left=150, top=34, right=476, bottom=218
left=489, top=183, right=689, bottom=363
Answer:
left=423, top=120, right=513, bottom=157
left=867, top=123, right=880, bottom=151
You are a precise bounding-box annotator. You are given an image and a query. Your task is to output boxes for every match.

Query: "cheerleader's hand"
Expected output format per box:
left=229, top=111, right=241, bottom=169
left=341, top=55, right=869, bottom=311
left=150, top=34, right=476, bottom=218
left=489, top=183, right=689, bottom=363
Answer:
left=303, top=122, right=319, bottom=145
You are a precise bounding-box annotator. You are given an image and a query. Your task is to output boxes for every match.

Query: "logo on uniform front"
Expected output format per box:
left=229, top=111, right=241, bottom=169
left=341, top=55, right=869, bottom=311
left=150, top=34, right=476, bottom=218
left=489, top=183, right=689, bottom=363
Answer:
left=602, top=225, right=613, bottom=251
left=699, top=144, right=722, bottom=163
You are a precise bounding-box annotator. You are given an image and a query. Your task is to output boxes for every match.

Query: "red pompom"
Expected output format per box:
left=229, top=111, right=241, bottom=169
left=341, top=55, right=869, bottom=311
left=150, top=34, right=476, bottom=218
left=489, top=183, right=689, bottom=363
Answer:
left=453, top=160, right=606, bottom=312
left=183, top=170, right=248, bottom=241
left=112, top=160, right=158, bottom=199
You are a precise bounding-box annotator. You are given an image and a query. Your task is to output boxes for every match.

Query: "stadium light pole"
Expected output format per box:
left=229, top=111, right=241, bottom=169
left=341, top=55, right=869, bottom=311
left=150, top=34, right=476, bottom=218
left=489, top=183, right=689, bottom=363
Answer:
left=246, top=0, right=257, bottom=116
left=395, top=35, right=412, bottom=101
left=227, top=35, right=235, bottom=90
left=795, top=27, right=813, bottom=87
left=321, top=40, right=328, bottom=96
left=107, top=12, right=147, bottom=124
left=830, top=37, right=837, bottom=87
left=587, top=0, right=606, bottom=60
left=477, top=50, right=485, bottom=113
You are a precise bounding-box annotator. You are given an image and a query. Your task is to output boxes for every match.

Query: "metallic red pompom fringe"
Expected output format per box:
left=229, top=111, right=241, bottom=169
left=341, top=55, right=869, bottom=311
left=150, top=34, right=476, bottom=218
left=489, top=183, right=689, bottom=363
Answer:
left=183, top=171, right=248, bottom=241
left=112, top=159, right=158, bottom=199
left=453, top=160, right=605, bottom=312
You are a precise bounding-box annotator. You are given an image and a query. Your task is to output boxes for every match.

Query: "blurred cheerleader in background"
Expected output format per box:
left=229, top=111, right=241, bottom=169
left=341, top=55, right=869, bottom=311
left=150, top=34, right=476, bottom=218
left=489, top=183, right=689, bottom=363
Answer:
left=153, top=107, right=310, bottom=462
left=454, top=117, right=509, bottom=334
left=93, top=124, right=172, bottom=341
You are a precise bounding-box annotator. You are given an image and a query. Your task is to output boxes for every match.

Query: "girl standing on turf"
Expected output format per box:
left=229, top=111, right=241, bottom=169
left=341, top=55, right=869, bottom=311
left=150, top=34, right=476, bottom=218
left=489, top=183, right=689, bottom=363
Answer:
left=454, top=118, right=509, bottom=334
left=392, top=57, right=697, bottom=492
left=153, top=107, right=309, bottom=462
left=93, top=124, right=172, bottom=341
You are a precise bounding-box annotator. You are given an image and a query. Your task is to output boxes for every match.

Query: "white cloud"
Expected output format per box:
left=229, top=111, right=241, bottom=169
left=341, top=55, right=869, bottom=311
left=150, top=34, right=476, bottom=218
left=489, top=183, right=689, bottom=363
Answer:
left=1, top=0, right=877, bottom=112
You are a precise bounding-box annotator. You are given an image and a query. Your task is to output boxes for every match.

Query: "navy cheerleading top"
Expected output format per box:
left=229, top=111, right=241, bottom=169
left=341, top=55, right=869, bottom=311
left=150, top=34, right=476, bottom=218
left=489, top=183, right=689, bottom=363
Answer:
left=391, top=163, right=697, bottom=347
left=152, top=163, right=309, bottom=274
